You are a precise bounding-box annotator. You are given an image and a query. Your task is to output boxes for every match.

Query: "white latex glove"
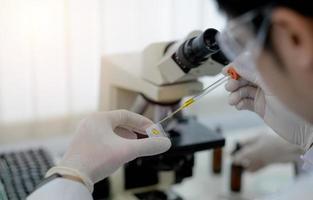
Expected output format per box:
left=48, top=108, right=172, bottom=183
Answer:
left=46, top=110, right=171, bottom=192
left=233, top=133, right=303, bottom=172
left=223, top=58, right=313, bottom=151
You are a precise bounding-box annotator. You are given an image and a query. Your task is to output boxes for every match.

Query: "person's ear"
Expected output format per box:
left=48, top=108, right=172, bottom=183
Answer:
left=270, top=7, right=313, bottom=71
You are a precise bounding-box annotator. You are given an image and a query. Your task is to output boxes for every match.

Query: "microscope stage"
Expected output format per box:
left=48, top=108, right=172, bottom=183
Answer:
left=165, top=118, right=225, bottom=155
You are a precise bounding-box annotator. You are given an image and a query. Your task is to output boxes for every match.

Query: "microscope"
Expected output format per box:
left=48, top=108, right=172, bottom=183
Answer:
left=95, top=28, right=229, bottom=200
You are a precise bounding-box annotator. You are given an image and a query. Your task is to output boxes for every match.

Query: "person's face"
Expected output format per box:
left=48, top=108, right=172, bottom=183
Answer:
left=256, top=8, right=313, bottom=123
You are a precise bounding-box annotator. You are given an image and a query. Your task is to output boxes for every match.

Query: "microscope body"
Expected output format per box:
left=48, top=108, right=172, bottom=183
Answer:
left=96, top=29, right=227, bottom=200
left=142, top=30, right=224, bottom=86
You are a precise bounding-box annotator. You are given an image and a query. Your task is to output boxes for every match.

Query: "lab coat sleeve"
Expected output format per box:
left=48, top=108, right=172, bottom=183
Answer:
left=26, top=178, right=93, bottom=200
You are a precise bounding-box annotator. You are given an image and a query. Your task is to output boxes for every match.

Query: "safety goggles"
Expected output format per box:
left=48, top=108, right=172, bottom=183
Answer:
left=217, top=7, right=273, bottom=66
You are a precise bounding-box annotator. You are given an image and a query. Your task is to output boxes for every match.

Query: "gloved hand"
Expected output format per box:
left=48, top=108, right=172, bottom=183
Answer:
left=46, top=110, right=171, bottom=192
left=233, top=133, right=303, bottom=172
left=223, top=58, right=313, bottom=151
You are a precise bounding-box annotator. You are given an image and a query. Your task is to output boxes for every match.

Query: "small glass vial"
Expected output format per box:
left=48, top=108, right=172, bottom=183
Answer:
left=212, top=127, right=223, bottom=174
left=230, top=142, right=244, bottom=192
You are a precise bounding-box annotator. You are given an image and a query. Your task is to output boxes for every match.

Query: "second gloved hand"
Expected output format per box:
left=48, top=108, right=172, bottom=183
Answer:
left=223, top=60, right=313, bottom=151
left=46, top=110, right=171, bottom=192
left=233, top=133, right=303, bottom=172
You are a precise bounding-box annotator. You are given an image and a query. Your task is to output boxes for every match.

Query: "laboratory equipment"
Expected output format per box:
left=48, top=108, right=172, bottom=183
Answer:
left=97, top=28, right=227, bottom=200
left=231, top=143, right=245, bottom=192
left=146, top=123, right=168, bottom=138
left=157, top=67, right=239, bottom=125
left=129, top=28, right=229, bottom=88
left=212, top=127, right=223, bottom=174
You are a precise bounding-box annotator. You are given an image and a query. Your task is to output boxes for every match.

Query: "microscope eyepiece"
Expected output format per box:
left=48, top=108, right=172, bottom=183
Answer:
left=172, top=28, right=228, bottom=73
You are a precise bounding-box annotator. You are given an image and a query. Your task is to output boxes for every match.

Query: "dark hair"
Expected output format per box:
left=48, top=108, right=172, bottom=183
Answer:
left=216, top=0, right=313, bottom=18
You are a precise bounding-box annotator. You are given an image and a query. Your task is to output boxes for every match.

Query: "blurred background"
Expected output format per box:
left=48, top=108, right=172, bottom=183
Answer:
left=0, top=0, right=235, bottom=142
left=0, top=1, right=298, bottom=199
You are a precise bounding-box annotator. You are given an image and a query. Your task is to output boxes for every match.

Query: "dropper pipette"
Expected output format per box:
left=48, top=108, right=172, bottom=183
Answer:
left=157, top=67, right=240, bottom=125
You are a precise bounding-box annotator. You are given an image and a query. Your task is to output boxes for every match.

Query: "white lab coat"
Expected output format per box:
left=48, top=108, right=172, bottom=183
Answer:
left=27, top=149, right=313, bottom=200
left=26, top=178, right=93, bottom=200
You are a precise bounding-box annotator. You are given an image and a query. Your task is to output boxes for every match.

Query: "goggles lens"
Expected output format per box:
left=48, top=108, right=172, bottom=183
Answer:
left=217, top=8, right=272, bottom=63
